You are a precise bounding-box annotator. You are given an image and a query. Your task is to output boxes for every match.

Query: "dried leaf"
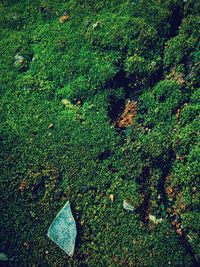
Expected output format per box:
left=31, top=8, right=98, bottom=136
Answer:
left=109, top=194, right=114, bottom=202
left=149, top=214, right=163, bottom=224
left=123, top=200, right=135, bottom=211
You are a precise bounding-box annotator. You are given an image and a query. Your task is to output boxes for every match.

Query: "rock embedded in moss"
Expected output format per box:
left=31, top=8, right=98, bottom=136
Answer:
left=47, top=201, right=77, bottom=257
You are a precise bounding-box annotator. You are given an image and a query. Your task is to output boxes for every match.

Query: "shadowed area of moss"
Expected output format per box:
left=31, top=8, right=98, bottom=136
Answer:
left=0, top=0, right=199, bottom=266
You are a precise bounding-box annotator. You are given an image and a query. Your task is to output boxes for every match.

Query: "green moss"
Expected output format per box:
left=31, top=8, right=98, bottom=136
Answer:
left=0, top=0, right=199, bottom=266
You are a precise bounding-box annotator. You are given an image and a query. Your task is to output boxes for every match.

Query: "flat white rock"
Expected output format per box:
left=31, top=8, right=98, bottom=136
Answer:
left=47, top=201, right=77, bottom=256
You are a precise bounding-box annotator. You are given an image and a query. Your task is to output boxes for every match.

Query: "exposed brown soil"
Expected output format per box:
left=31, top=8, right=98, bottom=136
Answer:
left=115, top=101, right=137, bottom=128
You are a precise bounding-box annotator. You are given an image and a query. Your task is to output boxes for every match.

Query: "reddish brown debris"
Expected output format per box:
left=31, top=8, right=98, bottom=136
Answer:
left=23, top=241, right=30, bottom=250
left=19, top=180, right=28, bottom=194
left=115, top=101, right=137, bottom=128
left=166, top=185, right=177, bottom=199
left=176, top=108, right=181, bottom=120
left=59, top=13, right=69, bottom=23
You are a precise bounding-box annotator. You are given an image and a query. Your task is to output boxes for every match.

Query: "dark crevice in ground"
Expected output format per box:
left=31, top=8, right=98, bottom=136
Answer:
left=155, top=148, right=176, bottom=205
left=136, top=167, right=151, bottom=223
left=107, top=64, right=199, bottom=264
left=108, top=97, right=125, bottom=122
left=108, top=70, right=130, bottom=94
left=107, top=66, right=164, bottom=125
left=97, top=150, right=113, bottom=161
left=169, top=4, right=184, bottom=38
left=148, top=147, right=198, bottom=265
left=107, top=69, right=130, bottom=124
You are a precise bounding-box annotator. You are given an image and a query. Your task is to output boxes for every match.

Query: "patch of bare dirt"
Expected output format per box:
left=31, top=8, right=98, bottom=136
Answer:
left=115, top=100, right=137, bottom=128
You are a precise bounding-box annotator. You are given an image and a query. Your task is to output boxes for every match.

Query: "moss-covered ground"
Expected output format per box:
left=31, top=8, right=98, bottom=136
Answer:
left=0, top=0, right=199, bottom=266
